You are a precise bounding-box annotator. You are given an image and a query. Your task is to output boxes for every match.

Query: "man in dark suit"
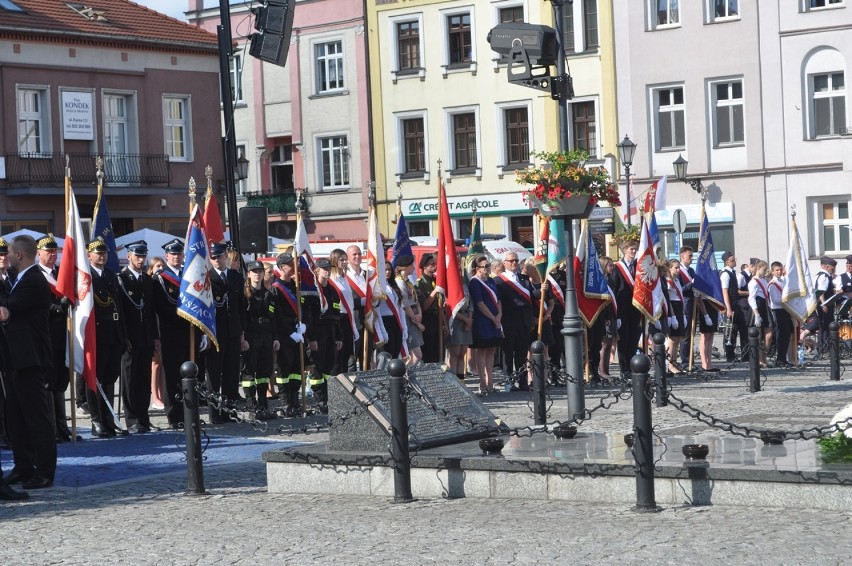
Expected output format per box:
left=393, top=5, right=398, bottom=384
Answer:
left=152, top=238, right=190, bottom=428
left=495, top=251, right=537, bottom=390
left=35, top=234, right=77, bottom=443
left=118, top=241, right=159, bottom=433
left=205, top=242, right=247, bottom=423
left=86, top=238, right=128, bottom=438
left=0, top=235, right=56, bottom=490
left=609, top=236, right=642, bottom=379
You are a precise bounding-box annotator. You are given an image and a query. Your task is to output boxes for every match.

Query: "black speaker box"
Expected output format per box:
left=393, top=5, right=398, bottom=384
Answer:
left=239, top=206, right=269, bottom=253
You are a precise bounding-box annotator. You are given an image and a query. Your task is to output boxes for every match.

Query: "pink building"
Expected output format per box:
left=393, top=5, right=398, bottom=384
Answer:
left=0, top=0, right=223, bottom=238
left=187, top=0, right=373, bottom=241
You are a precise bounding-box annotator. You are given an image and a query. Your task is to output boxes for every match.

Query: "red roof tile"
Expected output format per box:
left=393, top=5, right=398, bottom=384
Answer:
left=0, top=0, right=218, bottom=52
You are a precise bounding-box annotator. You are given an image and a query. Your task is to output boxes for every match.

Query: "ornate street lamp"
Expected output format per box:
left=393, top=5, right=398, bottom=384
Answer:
left=672, top=154, right=706, bottom=197
left=617, top=135, right=637, bottom=228
left=235, top=150, right=249, bottom=181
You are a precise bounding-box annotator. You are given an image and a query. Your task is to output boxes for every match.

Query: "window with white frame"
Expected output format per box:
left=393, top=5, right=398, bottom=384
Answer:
left=498, top=4, right=524, bottom=23
left=447, top=108, right=478, bottom=171
left=318, top=135, right=349, bottom=189
left=401, top=116, right=426, bottom=174
left=564, top=0, right=599, bottom=53
left=819, top=200, right=850, bottom=253
left=811, top=72, right=846, bottom=137
left=17, top=87, right=49, bottom=154
left=444, top=10, right=473, bottom=67
left=651, top=0, right=680, bottom=28
left=503, top=105, right=530, bottom=166
left=271, top=144, right=294, bottom=194
left=163, top=96, right=191, bottom=160
left=713, top=80, right=744, bottom=146
left=104, top=92, right=138, bottom=181
left=230, top=51, right=244, bottom=104
left=807, top=0, right=843, bottom=10
left=654, top=86, right=685, bottom=151
left=315, top=40, right=344, bottom=94
left=712, top=0, right=739, bottom=20
left=397, top=20, right=421, bottom=71
left=571, top=100, right=597, bottom=157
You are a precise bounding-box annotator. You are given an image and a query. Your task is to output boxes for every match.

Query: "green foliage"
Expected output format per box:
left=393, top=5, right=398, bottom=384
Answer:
left=817, top=433, right=852, bottom=463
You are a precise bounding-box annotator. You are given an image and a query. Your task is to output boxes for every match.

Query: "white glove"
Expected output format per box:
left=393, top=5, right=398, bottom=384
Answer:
left=289, top=331, right=304, bottom=343
left=754, top=314, right=762, bottom=327
left=669, top=316, right=679, bottom=330
left=681, top=316, right=688, bottom=329
left=297, top=323, right=307, bottom=335
left=617, top=319, right=622, bottom=330
left=199, top=335, right=209, bottom=352
left=653, top=320, right=661, bottom=330
left=703, top=314, right=712, bottom=326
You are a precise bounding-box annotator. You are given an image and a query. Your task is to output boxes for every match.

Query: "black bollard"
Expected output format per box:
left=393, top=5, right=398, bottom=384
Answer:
left=181, top=361, right=207, bottom=496
left=631, top=354, right=658, bottom=512
left=530, top=341, right=547, bottom=425
left=829, top=321, right=840, bottom=381
left=388, top=359, right=413, bottom=503
left=652, top=332, right=668, bottom=407
left=748, top=327, right=761, bottom=393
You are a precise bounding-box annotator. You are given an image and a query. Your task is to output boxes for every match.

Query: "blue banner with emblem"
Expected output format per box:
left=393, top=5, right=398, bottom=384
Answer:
left=92, top=188, right=119, bottom=272
left=178, top=205, right=218, bottom=351
left=391, top=211, right=413, bottom=269
left=693, top=207, right=725, bottom=311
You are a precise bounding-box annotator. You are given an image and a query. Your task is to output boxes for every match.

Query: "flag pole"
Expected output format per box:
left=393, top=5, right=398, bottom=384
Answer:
left=65, top=155, right=78, bottom=442
left=188, top=176, right=197, bottom=364
left=294, top=190, right=307, bottom=415
left=363, top=183, right=375, bottom=371
left=436, top=160, right=445, bottom=362
left=688, top=299, right=698, bottom=372
left=535, top=213, right=548, bottom=340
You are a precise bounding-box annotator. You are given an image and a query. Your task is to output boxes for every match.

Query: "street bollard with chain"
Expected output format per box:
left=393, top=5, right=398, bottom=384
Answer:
left=829, top=321, right=840, bottom=381
left=388, top=359, right=413, bottom=503
left=652, top=332, right=667, bottom=407
left=630, top=354, right=658, bottom=512
left=181, top=361, right=207, bottom=495
left=748, top=327, right=761, bottom=393
left=530, top=341, right=547, bottom=425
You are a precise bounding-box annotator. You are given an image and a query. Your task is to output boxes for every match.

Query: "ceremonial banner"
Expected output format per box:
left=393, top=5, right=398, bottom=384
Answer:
left=203, top=187, right=225, bottom=245
left=294, top=216, right=317, bottom=294
left=365, top=205, right=387, bottom=340
left=782, top=214, right=817, bottom=323
left=632, top=216, right=663, bottom=321
left=391, top=210, right=413, bottom=269
left=92, top=185, right=119, bottom=273
left=178, top=205, right=218, bottom=351
left=533, top=213, right=549, bottom=281
left=435, top=182, right=465, bottom=324
left=574, top=220, right=610, bottom=326
left=463, top=214, right=483, bottom=280
left=692, top=206, right=725, bottom=311
left=56, top=180, right=96, bottom=391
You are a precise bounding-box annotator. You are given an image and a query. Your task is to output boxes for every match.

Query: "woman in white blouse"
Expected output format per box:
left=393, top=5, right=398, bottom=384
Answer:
left=747, top=259, right=772, bottom=366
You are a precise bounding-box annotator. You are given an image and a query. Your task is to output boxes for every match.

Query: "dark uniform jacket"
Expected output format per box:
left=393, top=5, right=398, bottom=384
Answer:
left=91, top=266, right=127, bottom=347
left=117, top=267, right=157, bottom=348
left=210, top=267, right=246, bottom=342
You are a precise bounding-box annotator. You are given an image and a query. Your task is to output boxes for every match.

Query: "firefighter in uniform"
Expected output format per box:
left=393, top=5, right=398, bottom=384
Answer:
left=152, top=238, right=191, bottom=429
left=242, top=261, right=279, bottom=420
left=117, top=240, right=159, bottom=432
left=272, top=252, right=307, bottom=416
left=206, top=243, right=247, bottom=423
left=306, top=258, right=341, bottom=413
left=815, top=255, right=839, bottom=349
left=86, top=237, right=128, bottom=437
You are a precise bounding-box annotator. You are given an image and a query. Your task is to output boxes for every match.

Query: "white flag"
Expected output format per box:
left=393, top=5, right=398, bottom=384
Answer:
left=782, top=215, right=817, bottom=323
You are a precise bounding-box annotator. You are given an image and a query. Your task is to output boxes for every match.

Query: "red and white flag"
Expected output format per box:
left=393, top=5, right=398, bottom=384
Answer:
left=632, top=216, right=664, bottom=321
left=643, top=175, right=668, bottom=214
left=364, top=204, right=388, bottom=342
left=435, top=183, right=465, bottom=328
left=56, top=181, right=96, bottom=391
left=202, top=187, right=225, bottom=245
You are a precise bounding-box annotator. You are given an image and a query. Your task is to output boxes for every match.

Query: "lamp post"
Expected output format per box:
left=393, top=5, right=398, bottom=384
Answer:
left=672, top=154, right=706, bottom=198
left=235, top=150, right=249, bottom=182
left=617, top=135, right=637, bottom=229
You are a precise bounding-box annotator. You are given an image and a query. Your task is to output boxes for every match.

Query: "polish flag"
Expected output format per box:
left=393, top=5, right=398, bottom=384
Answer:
left=56, top=182, right=96, bottom=391
left=202, top=187, right=225, bottom=245
left=435, top=182, right=465, bottom=327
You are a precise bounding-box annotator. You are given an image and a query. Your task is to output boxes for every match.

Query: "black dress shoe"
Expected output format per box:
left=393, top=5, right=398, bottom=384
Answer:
left=128, top=423, right=150, bottom=433
left=5, top=470, right=32, bottom=485
left=141, top=421, right=162, bottom=432
left=22, top=476, right=53, bottom=490
left=0, top=482, right=29, bottom=501
left=91, top=422, right=110, bottom=438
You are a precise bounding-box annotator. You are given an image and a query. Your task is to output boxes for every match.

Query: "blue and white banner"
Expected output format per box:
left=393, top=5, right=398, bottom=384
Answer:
left=693, top=206, right=725, bottom=311
left=391, top=211, right=413, bottom=269
left=178, top=205, right=218, bottom=351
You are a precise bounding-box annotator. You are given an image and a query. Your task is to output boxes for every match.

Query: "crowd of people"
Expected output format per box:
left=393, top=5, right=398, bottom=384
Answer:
left=2, top=227, right=844, bottom=501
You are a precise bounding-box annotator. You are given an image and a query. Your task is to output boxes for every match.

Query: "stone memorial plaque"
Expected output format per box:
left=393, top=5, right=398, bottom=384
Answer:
left=329, top=363, right=507, bottom=452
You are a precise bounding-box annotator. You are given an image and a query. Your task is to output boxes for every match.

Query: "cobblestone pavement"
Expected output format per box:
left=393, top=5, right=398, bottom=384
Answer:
left=2, top=345, right=852, bottom=564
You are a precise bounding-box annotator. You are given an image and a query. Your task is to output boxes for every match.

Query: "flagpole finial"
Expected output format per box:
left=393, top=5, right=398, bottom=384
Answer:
left=205, top=165, right=213, bottom=190
left=472, top=198, right=479, bottom=216
left=65, top=154, right=70, bottom=177
left=188, top=177, right=197, bottom=205
left=95, top=155, right=104, bottom=185
left=437, top=158, right=442, bottom=180
left=295, top=187, right=305, bottom=214
left=790, top=204, right=797, bottom=219
left=367, top=181, right=376, bottom=208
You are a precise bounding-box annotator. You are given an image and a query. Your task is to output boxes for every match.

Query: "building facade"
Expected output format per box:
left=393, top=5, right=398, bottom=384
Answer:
left=0, top=0, right=223, bottom=237
left=188, top=0, right=372, bottom=241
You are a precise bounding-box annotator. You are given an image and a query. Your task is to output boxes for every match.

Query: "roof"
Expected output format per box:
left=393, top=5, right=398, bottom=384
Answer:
left=0, top=0, right=219, bottom=53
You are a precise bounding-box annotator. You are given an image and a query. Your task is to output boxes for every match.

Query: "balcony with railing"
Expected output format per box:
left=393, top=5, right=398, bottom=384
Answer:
left=2, top=153, right=170, bottom=186
left=245, top=187, right=301, bottom=214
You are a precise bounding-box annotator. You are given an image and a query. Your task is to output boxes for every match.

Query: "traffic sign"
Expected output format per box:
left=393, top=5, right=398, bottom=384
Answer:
left=672, top=209, right=687, bottom=234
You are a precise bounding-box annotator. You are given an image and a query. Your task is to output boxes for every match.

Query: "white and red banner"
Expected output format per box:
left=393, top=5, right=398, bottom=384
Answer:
left=435, top=182, right=465, bottom=328
left=632, top=216, right=664, bottom=321
left=56, top=180, right=96, bottom=391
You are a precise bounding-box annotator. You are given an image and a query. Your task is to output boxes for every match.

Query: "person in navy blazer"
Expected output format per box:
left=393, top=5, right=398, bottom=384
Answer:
left=0, top=235, right=56, bottom=490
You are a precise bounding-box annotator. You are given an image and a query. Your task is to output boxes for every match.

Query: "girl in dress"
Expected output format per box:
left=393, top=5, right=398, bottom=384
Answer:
left=748, top=259, right=773, bottom=366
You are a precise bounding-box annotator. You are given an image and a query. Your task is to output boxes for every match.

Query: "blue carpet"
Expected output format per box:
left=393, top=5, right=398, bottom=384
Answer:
left=47, top=430, right=301, bottom=488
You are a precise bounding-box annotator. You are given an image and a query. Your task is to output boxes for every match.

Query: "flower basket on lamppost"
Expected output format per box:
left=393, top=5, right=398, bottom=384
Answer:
left=517, top=150, right=622, bottom=219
